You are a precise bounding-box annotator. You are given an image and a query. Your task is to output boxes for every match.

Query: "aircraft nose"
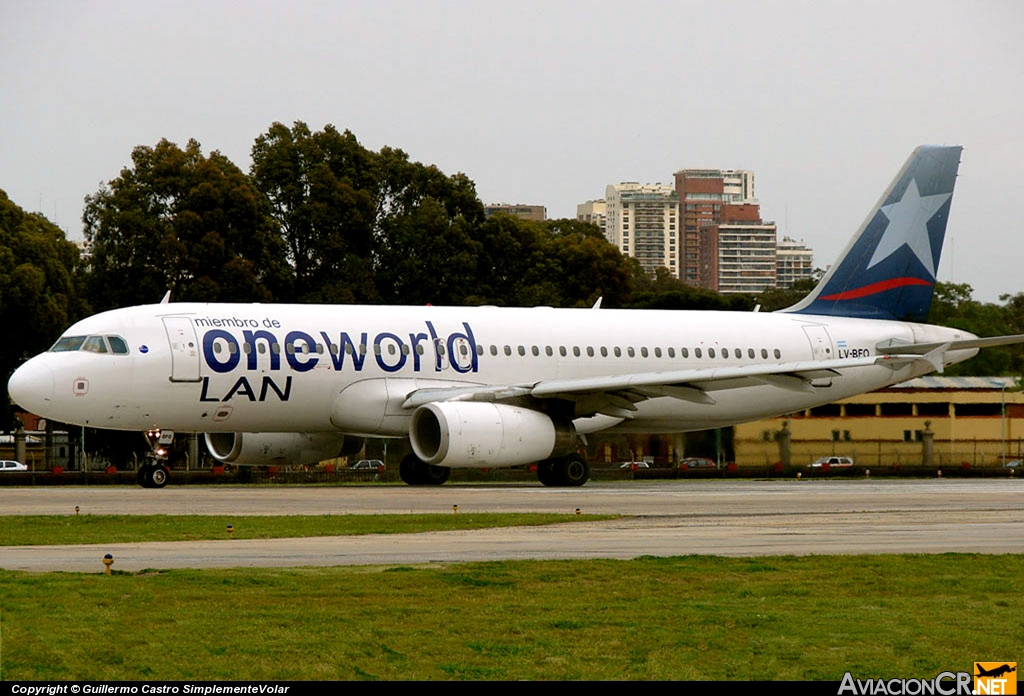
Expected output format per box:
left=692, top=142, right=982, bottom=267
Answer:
left=7, top=357, right=55, bottom=414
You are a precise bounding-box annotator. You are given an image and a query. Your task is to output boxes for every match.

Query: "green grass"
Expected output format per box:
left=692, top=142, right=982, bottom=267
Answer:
left=0, top=513, right=614, bottom=545
left=1, top=555, right=1022, bottom=680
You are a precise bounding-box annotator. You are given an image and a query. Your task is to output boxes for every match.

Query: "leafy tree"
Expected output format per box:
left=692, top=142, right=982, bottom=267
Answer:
left=250, top=122, right=378, bottom=303
left=250, top=122, right=486, bottom=305
left=755, top=273, right=823, bottom=312
left=927, top=282, right=1018, bottom=376
left=0, top=190, right=86, bottom=429
left=83, top=138, right=287, bottom=311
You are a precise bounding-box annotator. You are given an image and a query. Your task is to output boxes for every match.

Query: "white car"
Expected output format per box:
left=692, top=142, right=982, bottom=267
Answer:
left=0, top=460, right=28, bottom=472
left=809, top=456, right=854, bottom=468
left=349, top=459, right=385, bottom=471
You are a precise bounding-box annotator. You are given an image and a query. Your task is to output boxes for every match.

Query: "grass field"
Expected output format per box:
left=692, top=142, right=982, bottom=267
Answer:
left=1, top=514, right=1021, bottom=680
left=0, top=513, right=614, bottom=545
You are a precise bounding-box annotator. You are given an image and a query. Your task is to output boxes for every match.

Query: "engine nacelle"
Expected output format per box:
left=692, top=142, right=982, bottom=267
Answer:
left=409, top=402, right=575, bottom=468
left=204, top=432, right=363, bottom=466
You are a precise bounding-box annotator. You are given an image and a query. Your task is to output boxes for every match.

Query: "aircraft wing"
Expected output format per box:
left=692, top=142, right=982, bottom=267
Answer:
left=402, top=353, right=926, bottom=419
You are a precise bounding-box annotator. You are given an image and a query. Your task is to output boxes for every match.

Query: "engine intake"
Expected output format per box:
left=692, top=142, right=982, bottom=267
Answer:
left=409, top=402, right=575, bottom=468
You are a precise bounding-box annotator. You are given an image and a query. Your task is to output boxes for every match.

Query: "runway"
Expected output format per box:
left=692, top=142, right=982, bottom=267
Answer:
left=1, top=479, right=1022, bottom=571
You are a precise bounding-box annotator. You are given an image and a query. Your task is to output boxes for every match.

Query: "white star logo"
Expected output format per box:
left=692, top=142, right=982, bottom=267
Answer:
left=866, top=179, right=951, bottom=278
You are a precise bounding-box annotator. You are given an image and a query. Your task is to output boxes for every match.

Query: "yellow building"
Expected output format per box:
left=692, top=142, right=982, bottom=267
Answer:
left=735, top=377, right=1020, bottom=468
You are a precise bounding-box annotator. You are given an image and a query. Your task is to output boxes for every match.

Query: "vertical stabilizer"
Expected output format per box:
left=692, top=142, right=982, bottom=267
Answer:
left=783, top=145, right=962, bottom=322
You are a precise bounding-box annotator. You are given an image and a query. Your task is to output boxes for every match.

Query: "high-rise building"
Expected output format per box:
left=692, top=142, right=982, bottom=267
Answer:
left=576, top=200, right=607, bottom=235
left=604, top=183, right=680, bottom=277
left=776, top=236, right=815, bottom=288
left=674, top=169, right=756, bottom=287
left=717, top=203, right=778, bottom=294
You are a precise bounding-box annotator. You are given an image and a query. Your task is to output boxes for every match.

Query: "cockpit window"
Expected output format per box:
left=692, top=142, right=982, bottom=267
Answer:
left=82, top=336, right=108, bottom=353
left=107, top=336, right=129, bottom=354
left=49, top=334, right=130, bottom=355
left=51, top=336, right=87, bottom=352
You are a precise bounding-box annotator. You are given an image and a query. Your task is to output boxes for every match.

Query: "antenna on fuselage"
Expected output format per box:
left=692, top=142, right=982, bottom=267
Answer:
left=591, top=297, right=603, bottom=309
left=159, top=290, right=171, bottom=304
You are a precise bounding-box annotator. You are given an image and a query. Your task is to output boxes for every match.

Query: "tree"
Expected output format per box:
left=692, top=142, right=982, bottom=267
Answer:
left=927, top=282, right=1018, bottom=376
left=83, top=138, right=287, bottom=311
left=0, top=190, right=86, bottom=429
left=250, top=122, right=487, bottom=305
left=250, top=122, right=379, bottom=303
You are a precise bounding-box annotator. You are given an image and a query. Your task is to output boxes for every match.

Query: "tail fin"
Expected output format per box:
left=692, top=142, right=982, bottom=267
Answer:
left=783, top=145, right=962, bottom=322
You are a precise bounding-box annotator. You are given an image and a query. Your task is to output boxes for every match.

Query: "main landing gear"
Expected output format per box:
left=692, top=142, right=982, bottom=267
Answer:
left=137, top=461, right=170, bottom=488
left=536, top=453, right=590, bottom=487
left=399, top=453, right=451, bottom=486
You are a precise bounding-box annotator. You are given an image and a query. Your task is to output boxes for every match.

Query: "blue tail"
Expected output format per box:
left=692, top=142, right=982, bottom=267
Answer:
left=783, top=145, right=962, bottom=322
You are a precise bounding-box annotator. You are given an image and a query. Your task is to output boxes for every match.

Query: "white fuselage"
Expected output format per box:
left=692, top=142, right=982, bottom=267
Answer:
left=8, top=302, right=979, bottom=437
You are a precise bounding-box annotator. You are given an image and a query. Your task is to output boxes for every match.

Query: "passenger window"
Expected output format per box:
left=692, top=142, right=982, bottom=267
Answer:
left=614, top=347, right=621, bottom=357
left=587, top=347, right=594, bottom=357
left=573, top=346, right=581, bottom=357
left=545, top=346, right=553, bottom=356
left=748, top=348, right=755, bottom=359
left=504, top=345, right=512, bottom=356
left=654, top=347, right=662, bottom=358
left=668, top=347, right=675, bottom=358
left=681, top=347, right=689, bottom=358
left=490, top=345, right=498, bottom=356
left=532, top=346, right=539, bottom=356
left=641, top=347, right=649, bottom=358
left=761, top=348, right=768, bottom=359
left=695, top=348, right=702, bottom=358
left=600, top=347, right=608, bottom=357
left=559, top=346, right=567, bottom=357
left=518, top=345, right=526, bottom=356
left=627, top=347, right=635, bottom=358
left=774, top=348, right=782, bottom=359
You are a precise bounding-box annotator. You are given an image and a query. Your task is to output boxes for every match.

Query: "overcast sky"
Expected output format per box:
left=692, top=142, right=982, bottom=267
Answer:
left=2, top=0, right=1021, bottom=302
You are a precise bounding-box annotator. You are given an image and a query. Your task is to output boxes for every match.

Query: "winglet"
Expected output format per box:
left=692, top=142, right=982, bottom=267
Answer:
left=782, top=146, right=962, bottom=322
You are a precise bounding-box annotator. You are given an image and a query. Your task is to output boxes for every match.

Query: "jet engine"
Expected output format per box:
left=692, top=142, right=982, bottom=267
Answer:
left=204, top=432, right=364, bottom=466
left=409, top=401, right=575, bottom=468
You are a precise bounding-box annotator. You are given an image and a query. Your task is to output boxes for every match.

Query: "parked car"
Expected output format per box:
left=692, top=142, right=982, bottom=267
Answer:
left=618, top=461, right=650, bottom=470
left=1002, top=460, right=1022, bottom=469
left=0, top=460, right=28, bottom=472
left=679, top=457, right=717, bottom=470
left=809, top=456, right=854, bottom=468
left=349, top=459, right=385, bottom=471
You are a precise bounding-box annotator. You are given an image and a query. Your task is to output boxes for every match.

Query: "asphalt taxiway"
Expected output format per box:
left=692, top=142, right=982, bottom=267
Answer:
left=1, top=479, right=1022, bottom=571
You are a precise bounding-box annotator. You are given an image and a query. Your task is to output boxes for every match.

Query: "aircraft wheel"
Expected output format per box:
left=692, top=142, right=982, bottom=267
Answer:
left=556, top=454, right=589, bottom=487
left=150, top=465, right=169, bottom=488
left=422, top=464, right=450, bottom=486
left=400, top=453, right=425, bottom=485
left=137, top=466, right=151, bottom=488
left=536, top=461, right=558, bottom=487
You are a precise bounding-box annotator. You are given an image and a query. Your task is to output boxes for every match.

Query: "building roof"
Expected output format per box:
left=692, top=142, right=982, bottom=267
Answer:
left=887, top=376, right=1019, bottom=390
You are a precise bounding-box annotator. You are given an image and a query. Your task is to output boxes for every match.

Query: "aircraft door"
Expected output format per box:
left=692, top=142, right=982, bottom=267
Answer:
left=802, top=325, right=834, bottom=361
left=163, top=317, right=201, bottom=382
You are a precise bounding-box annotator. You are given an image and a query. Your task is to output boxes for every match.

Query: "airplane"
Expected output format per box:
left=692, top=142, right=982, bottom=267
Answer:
left=975, top=664, right=1016, bottom=679
left=8, top=145, right=1024, bottom=488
